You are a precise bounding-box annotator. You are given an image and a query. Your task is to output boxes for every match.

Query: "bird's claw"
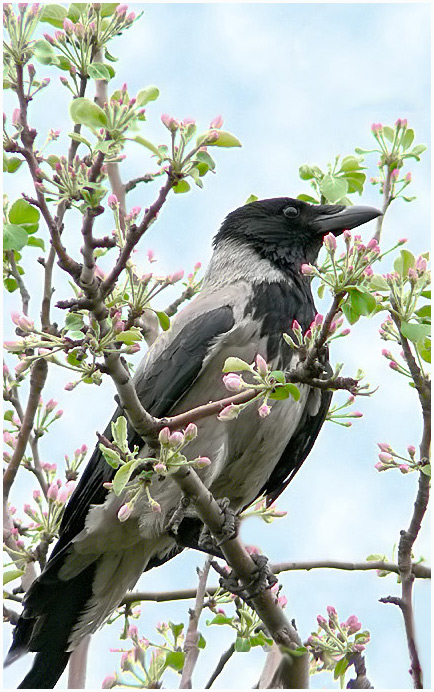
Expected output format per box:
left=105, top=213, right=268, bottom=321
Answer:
left=218, top=554, right=278, bottom=604
left=198, top=497, right=238, bottom=550
left=165, top=495, right=191, bottom=536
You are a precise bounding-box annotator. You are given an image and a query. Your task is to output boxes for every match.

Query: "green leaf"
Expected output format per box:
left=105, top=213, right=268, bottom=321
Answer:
left=369, top=274, right=389, bottom=291
left=33, top=39, right=59, bottom=66
left=155, top=311, right=170, bottom=331
left=415, top=305, right=431, bottom=319
left=27, top=236, right=45, bottom=250
left=206, top=130, right=242, bottom=148
left=40, top=3, right=68, bottom=27
left=245, top=194, right=258, bottom=204
left=67, top=3, right=85, bottom=22
left=401, top=129, right=414, bottom=150
left=165, top=651, right=185, bottom=672
left=340, top=156, right=363, bottom=172
left=112, top=459, right=141, bottom=495
left=3, top=224, right=29, bottom=251
left=409, top=144, right=427, bottom=159
left=47, top=154, right=60, bottom=169
left=222, top=357, right=252, bottom=373
left=334, top=656, right=350, bottom=681
left=420, top=464, right=431, bottom=477
left=3, top=154, right=23, bottom=174
left=195, top=150, right=216, bottom=171
left=70, top=97, right=108, bottom=130
left=87, top=62, right=113, bottom=81
left=366, top=553, right=387, bottom=562
left=249, top=632, right=273, bottom=647
left=116, top=327, right=142, bottom=344
left=345, top=171, right=366, bottom=195
left=319, top=174, right=348, bottom=203
left=169, top=621, right=184, bottom=638
left=4, top=278, right=18, bottom=293
left=394, top=249, right=415, bottom=277
left=136, top=86, right=160, bottom=107
left=198, top=634, right=206, bottom=649
left=206, top=614, right=234, bottom=626
left=104, top=47, right=119, bottom=62
left=355, top=147, right=378, bottom=155
left=112, top=416, right=128, bottom=453
left=299, top=164, right=315, bottom=180
left=269, top=370, right=285, bottom=384
left=402, top=196, right=417, bottom=203
left=349, top=287, right=377, bottom=316
left=99, top=444, right=122, bottom=469
left=297, top=193, right=319, bottom=204
left=382, top=126, right=395, bottom=143
left=235, top=637, right=251, bottom=653
left=317, top=282, right=326, bottom=299
left=100, top=3, right=120, bottom=17
left=68, top=330, right=85, bottom=340
left=93, top=140, right=115, bottom=154
left=68, top=132, right=93, bottom=151
left=400, top=321, right=431, bottom=344
left=9, top=199, right=40, bottom=234
left=3, top=569, right=25, bottom=585
left=269, top=383, right=300, bottom=401
left=342, top=300, right=360, bottom=325
left=173, top=180, right=191, bottom=194
left=131, top=135, right=161, bottom=157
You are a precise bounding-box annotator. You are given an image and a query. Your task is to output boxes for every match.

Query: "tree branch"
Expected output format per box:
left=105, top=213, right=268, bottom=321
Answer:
left=179, top=556, right=212, bottom=688
left=204, top=642, right=235, bottom=689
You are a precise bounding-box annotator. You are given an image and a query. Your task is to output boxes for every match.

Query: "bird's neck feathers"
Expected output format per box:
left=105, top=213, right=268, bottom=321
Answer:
left=204, top=238, right=310, bottom=289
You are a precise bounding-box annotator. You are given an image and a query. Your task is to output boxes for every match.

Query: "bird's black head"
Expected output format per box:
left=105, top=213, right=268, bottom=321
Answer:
left=214, top=197, right=382, bottom=272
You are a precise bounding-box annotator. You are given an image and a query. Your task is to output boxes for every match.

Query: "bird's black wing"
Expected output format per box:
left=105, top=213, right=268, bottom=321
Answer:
left=54, top=305, right=235, bottom=554
left=260, top=377, right=332, bottom=506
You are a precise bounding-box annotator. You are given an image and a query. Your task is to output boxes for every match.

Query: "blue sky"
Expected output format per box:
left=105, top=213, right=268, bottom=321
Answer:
left=3, top=2, right=431, bottom=689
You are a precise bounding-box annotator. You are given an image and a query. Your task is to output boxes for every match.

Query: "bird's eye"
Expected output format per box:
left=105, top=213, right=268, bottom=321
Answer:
left=283, top=206, right=299, bottom=218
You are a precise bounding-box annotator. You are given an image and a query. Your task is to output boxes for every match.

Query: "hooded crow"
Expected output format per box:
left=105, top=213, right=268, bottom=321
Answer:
left=7, top=197, right=381, bottom=688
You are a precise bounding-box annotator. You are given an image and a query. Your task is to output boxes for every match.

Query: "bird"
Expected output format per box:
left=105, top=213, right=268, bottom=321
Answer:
left=6, top=196, right=381, bottom=688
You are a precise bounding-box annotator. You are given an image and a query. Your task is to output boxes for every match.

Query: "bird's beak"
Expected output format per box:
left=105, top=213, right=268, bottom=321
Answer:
left=311, top=205, right=383, bottom=235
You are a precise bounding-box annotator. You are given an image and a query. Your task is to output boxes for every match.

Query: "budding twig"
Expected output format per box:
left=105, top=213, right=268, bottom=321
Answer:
left=179, top=556, right=212, bottom=688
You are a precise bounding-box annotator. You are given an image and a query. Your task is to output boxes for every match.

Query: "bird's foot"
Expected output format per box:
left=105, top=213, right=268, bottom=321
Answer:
left=198, top=497, right=239, bottom=550
left=216, top=554, right=278, bottom=604
left=166, top=495, right=191, bottom=536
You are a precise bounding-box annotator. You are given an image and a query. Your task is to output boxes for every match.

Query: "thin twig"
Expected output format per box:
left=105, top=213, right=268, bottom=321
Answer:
left=346, top=651, right=373, bottom=689
left=6, top=251, right=31, bottom=314
left=204, top=642, right=235, bottom=689
left=179, top=556, right=212, bottom=688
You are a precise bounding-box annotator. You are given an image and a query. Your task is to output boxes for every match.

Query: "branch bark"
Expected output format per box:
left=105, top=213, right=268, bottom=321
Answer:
left=179, top=557, right=211, bottom=688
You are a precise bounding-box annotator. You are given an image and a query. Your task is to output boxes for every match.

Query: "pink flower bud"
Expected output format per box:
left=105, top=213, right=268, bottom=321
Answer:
left=63, top=17, right=74, bottom=33
left=258, top=403, right=271, bottom=418
left=292, top=319, right=301, bottom=333
left=218, top=404, right=240, bottom=421
left=154, top=462, right=166, bottom=474
left=381, top=349, right=393, bottom=359
left=345, top=615, right=361, bottom=635
left=107, top=194, right=118, bottom=208
left=45, top=398, right=57, bottom=412
left=353, top=644, right=366, bottom=652
left=323, top=232, right=337, bottom=252
left=209, top=115, right=224, bottom=129
left=375, top=462, right=386, bottom=471
left=390, top=168, right=399, bottom=180
left=118, top=503, right=132, bottom=522
left=168, top=269, right=184, bottom=284
left=158, top=426, right=171, bottom=445
left=102, top=673, right=117, bottom=689
left=313, top=313, right=323, bottom=328
left=64, top=381, right=76, bottom=391
left=377, top=442, right=393, bottom=453
left=15, top=360, right=28, bottom=375
left=327, top=606, right=338, bottom=618
left=408, top=268, right=418, bottom=282
left=371, top=123, right=383, bottom=134
left=161, top=113, right=179, bottom=132
left=405, top=172, right=412, bottom=183
left=364, top=266, right=374, bottom=277
left=379, top=453, right=393, bottom=463
left=415, top=256, right=427, bottom=273
left=47, top=483, right=58, bottom=501
left=3, top=432, right=16, bottom=448
left=399, top=464, right=410, bottom=474
left=126, top=12, right=136, bottom=22
left=169, top=431, right=184, bottom=448
left=195, top=456, right=211, bottom=469
left=255, top=353, right=268, bottom=377
left=317, top=615, right=327, bottom=628
left=389, top=361, right=399, bottom=371
left=184, top=423, right=197, bottom=441
left=206, top=130, right=219, bottom=143
left=128, top=625, right=138, bottom=639
left=194, top=261, right=201, bottom=271
left=115, top=4, right=128, bottom=16
left=301, top=263, right=314, bottom=275
left=407, top=445, right=416, bottom=457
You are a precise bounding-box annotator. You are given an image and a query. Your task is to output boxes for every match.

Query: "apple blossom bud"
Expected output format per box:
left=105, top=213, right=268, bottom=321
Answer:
left=209, top=115, right=224, bottom=129
left=375, top=462, right=386, bottom=471
left=222, top=374, right=243, bottom=392
left=169, top=431, right=184, bottom=448
left=327, top=605, right=338, bottom=618
left=158, top=426, right=171, bottom=445
left=317, top=615, right=327, bottom=628
left=377, top=442, right=393, bottom=453
left=218, top=404, right=240, bottom=421
left=323, top=232, right=337, bottom=253
left=108, top=194, right=118, bottom=208
left=399, top=464, right=410, bottom=474
left=389, top=361, right=399, bottom=371
left=115, top=4, right=128, bottom=16
left=258, top=403, right=271, bottom=418
left=408, top=267, right=418, bottom=282
left=415, top=256, right=427, bottom=273
left=407, top=445, right=416, bottom=457
left=126, top=12, right=136, bottom=22
left=364, top=266, right=374, bottom=277
left=168, top=269, right=184, bottom=284
left=154, top=462, right=166, bottom=474
left=125, top=343, right=141, bottom=354
left=194, top=261, right=201, bottom=271
left=161, top=113, right=179, bottom=132
left=195, top=456, right=211, bottom=469
left=64, top=381, right=77, bottom=391
left=379, top=452, right=393, bottom=463
left=47, top=483, right=58, bottom=501
left=345, top=615, right=361, bottom=634
left=63, top=17, right=74, bottom=33
left=45, top=398, right=57, bottom=413
left=255, top=353, right=268, bottom=377
left=301, top=263, right=314, bottom=275
left=184, top=423, right=197, bottom=441
left=390, top=168, right=399, bottom=180
left=371, top=123, right=382, bottom=134
left=313, top=313, right=323, bottom=328
left=118, top=503, right=132, bottom=522
left=102, top=674, right=117, bottom=689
